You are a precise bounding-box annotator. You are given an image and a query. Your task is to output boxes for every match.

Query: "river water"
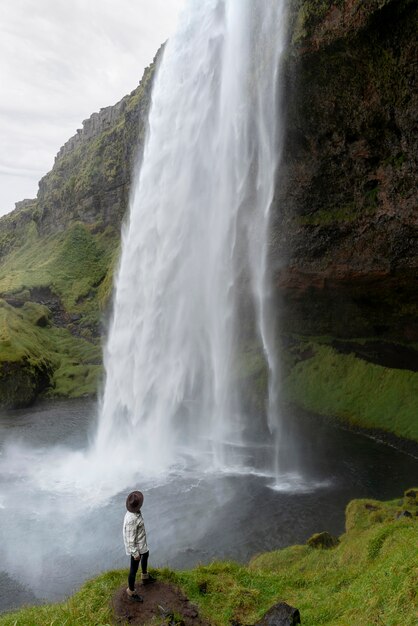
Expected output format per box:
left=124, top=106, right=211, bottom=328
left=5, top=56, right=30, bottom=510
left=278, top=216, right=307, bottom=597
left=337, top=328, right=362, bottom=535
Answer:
left=0, top=398, right=417, bottom=613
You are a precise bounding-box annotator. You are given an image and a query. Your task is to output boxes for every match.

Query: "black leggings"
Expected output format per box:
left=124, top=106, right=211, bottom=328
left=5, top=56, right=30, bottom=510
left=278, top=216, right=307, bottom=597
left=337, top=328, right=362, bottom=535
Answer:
left=128, top=551, right=149, bottom=591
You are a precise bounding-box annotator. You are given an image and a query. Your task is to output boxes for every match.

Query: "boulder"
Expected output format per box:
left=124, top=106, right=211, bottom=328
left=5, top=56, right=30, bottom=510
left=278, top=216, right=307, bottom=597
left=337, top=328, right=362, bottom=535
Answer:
left=396, top=510, right=412, bottom=519
left=307, top=531, right=339, bottom=549
left=404, top=488, right=417, bottom=507
left=254, top=602, right=301, bottom=626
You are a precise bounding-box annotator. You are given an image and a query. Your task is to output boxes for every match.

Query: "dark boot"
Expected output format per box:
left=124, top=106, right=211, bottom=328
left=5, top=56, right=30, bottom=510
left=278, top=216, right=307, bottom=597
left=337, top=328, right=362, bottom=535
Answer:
left=141, top=572, right=157, bottom=585
left=126, top=587, right=144, bottom=602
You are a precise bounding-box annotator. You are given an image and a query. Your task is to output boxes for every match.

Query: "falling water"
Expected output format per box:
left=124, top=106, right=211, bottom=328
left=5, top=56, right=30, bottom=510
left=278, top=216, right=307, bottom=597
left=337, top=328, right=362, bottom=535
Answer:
left=95, top=0, right=289, bottom=479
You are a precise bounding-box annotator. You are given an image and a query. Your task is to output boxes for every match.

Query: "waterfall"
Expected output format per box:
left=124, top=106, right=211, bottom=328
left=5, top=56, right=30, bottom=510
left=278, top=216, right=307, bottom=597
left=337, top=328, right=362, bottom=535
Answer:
left=95, top=0, right=288, bottom=478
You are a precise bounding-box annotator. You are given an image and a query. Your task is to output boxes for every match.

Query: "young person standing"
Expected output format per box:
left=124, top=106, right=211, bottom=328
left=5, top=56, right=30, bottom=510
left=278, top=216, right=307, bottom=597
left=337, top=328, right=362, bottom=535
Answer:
left=123, top=490, right=156, bottom=601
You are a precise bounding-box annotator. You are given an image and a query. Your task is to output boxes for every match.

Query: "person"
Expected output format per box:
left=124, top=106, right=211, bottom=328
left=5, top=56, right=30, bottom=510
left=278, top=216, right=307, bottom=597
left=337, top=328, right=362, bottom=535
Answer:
left=123, top=490, right=156, bottom=601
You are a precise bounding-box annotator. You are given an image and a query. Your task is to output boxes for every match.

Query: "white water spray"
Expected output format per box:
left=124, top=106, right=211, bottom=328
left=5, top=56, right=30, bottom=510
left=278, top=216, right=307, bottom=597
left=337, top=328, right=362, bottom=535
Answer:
left=95, top=0, right=289, bottom=479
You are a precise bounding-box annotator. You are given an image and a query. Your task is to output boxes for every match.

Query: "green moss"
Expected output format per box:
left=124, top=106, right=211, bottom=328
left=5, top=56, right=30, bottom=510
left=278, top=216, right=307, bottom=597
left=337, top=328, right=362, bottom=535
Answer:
left=234, top=342, right=269, bottom=414
left=0, top=299, right=102, bottom=405
left=296, top=203, right=374, bottom=225
left=283, top=342, right=418, bottom=441
left=307, top=531, right=339, bottom=549
left=292, top=0, right=338, bottom=45
left=45, top=327, right=102, bottom=398
left=0, top=218, right=117, bottom=404
left=0, top=222, right=118, bottom=313
left=345, top=497, right=404, bottom=533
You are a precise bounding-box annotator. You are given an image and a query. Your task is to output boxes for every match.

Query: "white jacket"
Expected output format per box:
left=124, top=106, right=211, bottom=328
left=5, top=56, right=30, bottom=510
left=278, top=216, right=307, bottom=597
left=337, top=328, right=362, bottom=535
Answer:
left=123, top=510, right=148, bottom=558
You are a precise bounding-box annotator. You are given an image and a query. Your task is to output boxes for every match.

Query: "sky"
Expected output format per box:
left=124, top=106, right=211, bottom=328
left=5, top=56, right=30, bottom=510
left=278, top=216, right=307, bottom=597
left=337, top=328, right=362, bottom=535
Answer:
left=0, top=0, right=185, bottom=217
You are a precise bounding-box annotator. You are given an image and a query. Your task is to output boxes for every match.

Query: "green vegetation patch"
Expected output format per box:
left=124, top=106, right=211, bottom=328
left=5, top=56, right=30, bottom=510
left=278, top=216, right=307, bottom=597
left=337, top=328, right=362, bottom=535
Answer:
left=0, top=299, right=102, bottom=405
left=283, top=342, right=418, bottom=441
left=296, top=202, right=375, bottom=226
left=0, top=221, right=118, bottom=314
left=0, top=492, right=416, bottom=625
left=0, top=569, right=126, bottom=626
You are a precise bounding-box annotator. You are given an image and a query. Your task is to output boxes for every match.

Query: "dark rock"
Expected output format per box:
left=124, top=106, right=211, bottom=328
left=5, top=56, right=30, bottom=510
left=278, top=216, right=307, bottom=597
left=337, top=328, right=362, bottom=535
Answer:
left=198, top=581, right=208, bottom=595
left=307, top=531, right=340, bottom=549
left=254, top=601, right=301, bottom=626
left=0, top=359, right=52, bottom=409
left=365, top=504, right=379, bottom=511
left=35, top=314, right=49, bottom=327
left=404, top=488, right=417, bottom=507
left=396, top=510, right=412, bottom=519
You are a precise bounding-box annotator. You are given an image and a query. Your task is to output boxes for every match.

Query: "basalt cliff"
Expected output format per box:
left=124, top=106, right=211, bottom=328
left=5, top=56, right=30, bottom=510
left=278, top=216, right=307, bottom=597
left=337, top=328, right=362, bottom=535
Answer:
left=0, top=1, right=416, bottom=443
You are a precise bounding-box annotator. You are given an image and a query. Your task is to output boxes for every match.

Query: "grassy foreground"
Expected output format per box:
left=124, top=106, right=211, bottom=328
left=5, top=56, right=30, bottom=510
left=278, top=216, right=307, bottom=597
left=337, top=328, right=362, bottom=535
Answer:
left=1, top=490, right=416, bottom=626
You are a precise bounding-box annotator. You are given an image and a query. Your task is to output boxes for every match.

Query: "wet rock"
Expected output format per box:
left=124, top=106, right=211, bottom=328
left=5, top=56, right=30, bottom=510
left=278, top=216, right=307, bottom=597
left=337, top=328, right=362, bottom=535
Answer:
left=254, top=601, right=301, bottom=625
left=307, top=531, right=339, bottom=549
left=0, top=359, right=52, bottom=409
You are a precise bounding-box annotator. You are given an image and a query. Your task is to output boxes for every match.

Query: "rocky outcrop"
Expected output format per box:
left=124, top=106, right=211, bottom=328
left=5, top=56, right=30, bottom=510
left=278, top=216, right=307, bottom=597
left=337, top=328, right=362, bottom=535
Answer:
left=36, top=47, right=163, bottom=236
left=273, top=0, right=418, bottom=344
left=0, top=358, right=51, bottom=409
left=307, top=531, right=339, bottom=549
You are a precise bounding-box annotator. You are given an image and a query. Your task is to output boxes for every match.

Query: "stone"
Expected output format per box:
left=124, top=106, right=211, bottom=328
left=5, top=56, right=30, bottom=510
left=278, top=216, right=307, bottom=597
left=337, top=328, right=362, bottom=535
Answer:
left=198, top=581, right=208, bottom=595
left=307, top=531, right=339, bottom=549
left=396, top=510, right=412, bottom=519
left=254, top=601, right=301, bottom=626
left=404, top=489, right=417, bottom=507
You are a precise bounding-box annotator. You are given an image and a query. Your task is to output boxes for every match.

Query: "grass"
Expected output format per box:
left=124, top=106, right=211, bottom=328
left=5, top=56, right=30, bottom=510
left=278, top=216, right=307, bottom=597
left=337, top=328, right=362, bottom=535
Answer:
left=283, top=342, right=418, bottom=441
left=0, top=299, right=102, bottom=402
left=0, top=222, right=118, bottom=313
left=0, top=570, right=127, bottom=626
left=0, top=491, right=416, bottom=626
left=0, top=220, right=118, bottom=402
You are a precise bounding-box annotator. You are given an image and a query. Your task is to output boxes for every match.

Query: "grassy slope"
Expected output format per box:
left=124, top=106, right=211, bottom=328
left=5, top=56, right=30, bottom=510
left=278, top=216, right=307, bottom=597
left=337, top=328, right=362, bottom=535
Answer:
left=1, top=491, right=416, bottom=626
left=0, top=218, right=118, bottom=402
left=282, top=341, right=418, bottom=441
left=0, top=299, right=102, bottom=400
left=0, top=221, right=117, bottom=320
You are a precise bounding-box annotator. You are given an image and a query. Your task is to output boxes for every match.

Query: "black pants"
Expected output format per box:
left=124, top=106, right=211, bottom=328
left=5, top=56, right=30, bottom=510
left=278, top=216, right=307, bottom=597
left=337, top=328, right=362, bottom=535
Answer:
left=128, top=550, right=149, bottom=591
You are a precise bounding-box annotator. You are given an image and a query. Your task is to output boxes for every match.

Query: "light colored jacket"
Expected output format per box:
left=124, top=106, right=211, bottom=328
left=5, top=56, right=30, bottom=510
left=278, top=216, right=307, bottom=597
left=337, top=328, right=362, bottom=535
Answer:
left=123, top=511, right=148, bottom=558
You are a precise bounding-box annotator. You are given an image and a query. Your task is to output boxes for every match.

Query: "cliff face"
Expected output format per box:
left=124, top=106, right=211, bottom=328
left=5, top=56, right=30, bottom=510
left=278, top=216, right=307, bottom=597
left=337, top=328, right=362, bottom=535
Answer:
left=272, top=0, right=418, bottom=441
left=274, top=0, right=417, bottom=342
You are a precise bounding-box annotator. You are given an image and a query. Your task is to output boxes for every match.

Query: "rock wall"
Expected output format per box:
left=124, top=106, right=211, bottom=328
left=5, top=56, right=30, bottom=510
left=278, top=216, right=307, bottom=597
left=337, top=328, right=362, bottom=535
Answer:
left=36, top=45, right=164, bottom=236
left=273, top=0, right=418, bottom=345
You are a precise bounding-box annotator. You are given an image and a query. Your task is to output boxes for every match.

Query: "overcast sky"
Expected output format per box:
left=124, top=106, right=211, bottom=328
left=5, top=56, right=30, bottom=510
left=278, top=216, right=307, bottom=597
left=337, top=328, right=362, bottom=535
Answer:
left=0, top=0, right=185, bottom=217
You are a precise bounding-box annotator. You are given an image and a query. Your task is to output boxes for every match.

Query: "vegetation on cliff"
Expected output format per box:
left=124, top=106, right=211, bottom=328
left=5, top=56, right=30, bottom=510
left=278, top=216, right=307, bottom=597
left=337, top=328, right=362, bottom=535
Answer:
left=1, top=490, right=416, bottom=625
left=0, top=298, right=101, bottom=406
left=0, top=51, right=160, bottom=407
left=282, top=340, right=418, bottom=441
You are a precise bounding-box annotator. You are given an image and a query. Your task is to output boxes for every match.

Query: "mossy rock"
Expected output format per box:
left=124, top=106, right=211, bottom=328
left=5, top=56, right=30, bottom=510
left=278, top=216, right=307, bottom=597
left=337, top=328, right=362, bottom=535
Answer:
left=0, top=358, right=52, bottom=408
left=307, top=531, right=339, bottom=549
left=404, top=488, right=418, bottom=508
left=345, top=499, right=386, bottom=532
